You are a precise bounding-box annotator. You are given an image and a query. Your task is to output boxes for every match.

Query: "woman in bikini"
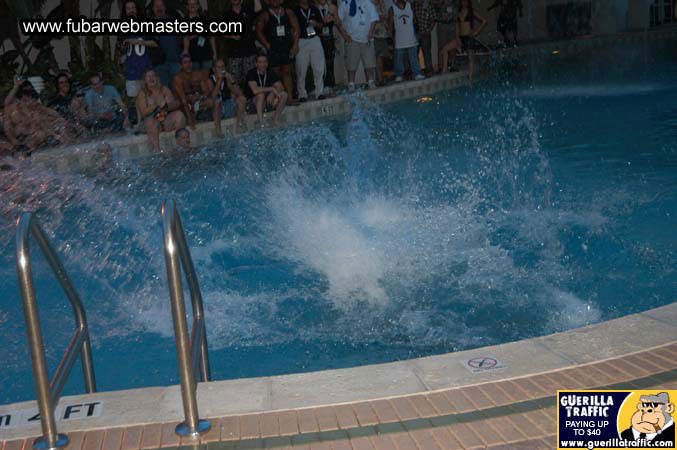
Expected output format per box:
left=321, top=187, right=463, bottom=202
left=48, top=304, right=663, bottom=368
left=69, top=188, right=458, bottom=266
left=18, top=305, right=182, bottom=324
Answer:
left=136, top=69, right=186, bottom=152
left=437, top=0, right=486, bottom=84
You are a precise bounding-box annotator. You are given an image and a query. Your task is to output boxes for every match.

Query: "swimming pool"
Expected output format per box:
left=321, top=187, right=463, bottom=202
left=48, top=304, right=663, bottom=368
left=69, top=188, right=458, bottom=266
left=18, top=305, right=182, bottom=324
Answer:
left=1, top=37, right=676, bottom=406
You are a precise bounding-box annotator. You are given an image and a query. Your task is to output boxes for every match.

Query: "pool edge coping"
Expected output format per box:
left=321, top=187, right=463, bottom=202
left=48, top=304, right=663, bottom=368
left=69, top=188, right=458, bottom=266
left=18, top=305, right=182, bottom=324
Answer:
left=1, top=301, right=675, bottom=440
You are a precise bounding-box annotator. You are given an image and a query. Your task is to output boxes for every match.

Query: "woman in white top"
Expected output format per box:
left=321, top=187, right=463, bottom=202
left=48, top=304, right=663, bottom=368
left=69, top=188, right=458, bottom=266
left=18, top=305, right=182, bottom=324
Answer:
left=388, top=0, right=425, bottom=81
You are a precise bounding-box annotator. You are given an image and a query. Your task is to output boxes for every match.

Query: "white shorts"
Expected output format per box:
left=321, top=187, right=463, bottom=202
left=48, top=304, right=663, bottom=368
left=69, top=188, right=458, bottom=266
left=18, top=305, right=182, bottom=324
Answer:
left=125, top=80, right=143, bottom=98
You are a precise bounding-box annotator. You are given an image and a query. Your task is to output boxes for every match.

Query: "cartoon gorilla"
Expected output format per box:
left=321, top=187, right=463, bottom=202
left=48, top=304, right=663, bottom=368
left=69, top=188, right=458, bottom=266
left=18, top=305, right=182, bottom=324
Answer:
left=620, top=392, right=675, bottom=443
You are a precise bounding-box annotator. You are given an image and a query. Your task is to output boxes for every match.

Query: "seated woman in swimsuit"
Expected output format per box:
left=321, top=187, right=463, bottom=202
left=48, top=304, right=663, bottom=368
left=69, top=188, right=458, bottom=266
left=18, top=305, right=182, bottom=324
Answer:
left=438, top=0, right=486, bottom=84
left=136, top=69, right=186, bottom=152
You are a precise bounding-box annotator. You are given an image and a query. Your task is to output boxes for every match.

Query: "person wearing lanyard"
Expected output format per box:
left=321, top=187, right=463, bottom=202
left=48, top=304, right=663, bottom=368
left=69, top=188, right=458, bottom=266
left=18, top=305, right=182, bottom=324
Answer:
left=294, top=0, right=326, bottom=102
left=315, top=0, right=339, bottom=96
left=256, top=0, right=300, bottom=104
left=337, top=0, right=380, bottom=91
left=183, top=0, right=218, bottom=70
left=245, top=54, right=288, bottom=127
left=222, top=0, right=262, bottom=86
left=208, top=59, right=247, bottom=136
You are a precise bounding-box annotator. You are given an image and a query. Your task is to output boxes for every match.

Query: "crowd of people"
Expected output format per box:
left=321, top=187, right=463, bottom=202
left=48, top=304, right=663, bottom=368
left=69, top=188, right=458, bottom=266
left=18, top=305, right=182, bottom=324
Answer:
left=1, top=0, right=524, bottom=154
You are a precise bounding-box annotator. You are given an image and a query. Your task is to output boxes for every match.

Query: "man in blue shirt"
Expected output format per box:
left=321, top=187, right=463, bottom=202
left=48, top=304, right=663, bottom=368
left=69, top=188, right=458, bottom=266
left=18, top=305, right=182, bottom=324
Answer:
left=118, top=0, right=157, bottom=101
left=84, top=73, right=131, bottom=132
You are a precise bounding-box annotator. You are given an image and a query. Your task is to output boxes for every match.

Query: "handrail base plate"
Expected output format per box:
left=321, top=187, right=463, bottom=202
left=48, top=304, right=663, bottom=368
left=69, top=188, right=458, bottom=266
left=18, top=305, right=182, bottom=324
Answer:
left=33, top=433, right=69, bottom=450
left=175, top=419, right=211, bottom=438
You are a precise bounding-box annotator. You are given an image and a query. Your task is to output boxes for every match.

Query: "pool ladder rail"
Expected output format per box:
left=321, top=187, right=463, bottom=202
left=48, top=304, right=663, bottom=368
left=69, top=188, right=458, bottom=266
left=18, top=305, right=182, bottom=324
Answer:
left=161, top=199, right=212, bottom=437
left=15, top=213, right=97, bottom=450
left=14, top=200, right=213, bottom=449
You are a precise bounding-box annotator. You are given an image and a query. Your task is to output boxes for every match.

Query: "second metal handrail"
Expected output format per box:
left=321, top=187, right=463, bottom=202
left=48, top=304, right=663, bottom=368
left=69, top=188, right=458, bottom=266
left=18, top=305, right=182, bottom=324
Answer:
left=161, top=199, right=211, bottom=437
left=15, top=213, right=96, bottom=450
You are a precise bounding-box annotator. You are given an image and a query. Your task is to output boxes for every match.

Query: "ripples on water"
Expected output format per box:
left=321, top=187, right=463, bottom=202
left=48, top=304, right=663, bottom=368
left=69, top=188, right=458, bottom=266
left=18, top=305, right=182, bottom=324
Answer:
left=1, top=40, right=676, bottom=404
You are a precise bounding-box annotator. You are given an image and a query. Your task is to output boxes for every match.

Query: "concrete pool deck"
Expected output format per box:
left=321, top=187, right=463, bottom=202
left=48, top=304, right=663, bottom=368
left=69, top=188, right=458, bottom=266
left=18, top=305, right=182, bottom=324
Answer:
left=1, top=302, right=676, bottom=449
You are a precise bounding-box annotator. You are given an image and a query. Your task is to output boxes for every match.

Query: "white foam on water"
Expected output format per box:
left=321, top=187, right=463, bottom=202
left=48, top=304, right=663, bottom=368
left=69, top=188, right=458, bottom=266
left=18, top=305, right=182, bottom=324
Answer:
left=264, top=180, right=389, bottom=306
left=546, top=287, right=601, bottom=331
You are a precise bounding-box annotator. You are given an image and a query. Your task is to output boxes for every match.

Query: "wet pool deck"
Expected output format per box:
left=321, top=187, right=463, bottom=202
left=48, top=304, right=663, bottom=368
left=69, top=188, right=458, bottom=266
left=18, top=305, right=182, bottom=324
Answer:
left=1, top=302, right=675, bottom=450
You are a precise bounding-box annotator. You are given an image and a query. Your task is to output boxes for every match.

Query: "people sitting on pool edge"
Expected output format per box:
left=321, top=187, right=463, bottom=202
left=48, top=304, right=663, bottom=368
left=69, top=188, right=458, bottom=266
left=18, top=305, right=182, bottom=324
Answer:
left=209, top=59, right=247, bottom=135
left=84, top=73, right=132, bottom=132
left=48, top=73, right=89, bottom=137
left=173, top=54, right=219, bottom=133
left=137, top=69, right=186, bottom=152
left=3, top=78, right=75, bottom=153
left=2, top=0, right=497, bottom=157
left=245, top=53, right=288, bottom=128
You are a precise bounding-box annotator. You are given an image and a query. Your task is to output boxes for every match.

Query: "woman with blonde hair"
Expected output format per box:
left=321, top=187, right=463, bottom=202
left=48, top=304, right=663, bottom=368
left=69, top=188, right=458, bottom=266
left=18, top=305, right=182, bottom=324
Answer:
left=136, top=69, right=186, bottom=152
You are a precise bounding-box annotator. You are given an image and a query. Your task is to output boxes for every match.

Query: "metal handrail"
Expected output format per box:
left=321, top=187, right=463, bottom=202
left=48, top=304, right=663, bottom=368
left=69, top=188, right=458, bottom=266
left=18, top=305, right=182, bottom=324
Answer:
left=15, top=213, right=96, bottom=450
left=161, top=199, right=211, bottom=438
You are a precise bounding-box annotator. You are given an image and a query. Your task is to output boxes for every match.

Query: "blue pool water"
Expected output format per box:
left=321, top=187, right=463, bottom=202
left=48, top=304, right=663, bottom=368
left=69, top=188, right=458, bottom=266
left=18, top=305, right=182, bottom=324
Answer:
left=1, top=38, right=676, bottom=405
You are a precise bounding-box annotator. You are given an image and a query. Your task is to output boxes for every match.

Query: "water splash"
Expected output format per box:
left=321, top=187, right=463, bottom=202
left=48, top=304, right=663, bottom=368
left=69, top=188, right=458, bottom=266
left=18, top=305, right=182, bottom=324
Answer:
left=2, top=85, right=669, bottom=405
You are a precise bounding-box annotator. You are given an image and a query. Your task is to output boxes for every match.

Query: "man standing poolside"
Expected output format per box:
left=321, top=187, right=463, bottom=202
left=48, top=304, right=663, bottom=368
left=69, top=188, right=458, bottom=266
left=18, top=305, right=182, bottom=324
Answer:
left=151, top=0, right=183, bottom=86
left=293, top=0, right=326, bottom=102
left=337, top=0, right=380, bottom=91
left=222, top=0, right=262, bottom=85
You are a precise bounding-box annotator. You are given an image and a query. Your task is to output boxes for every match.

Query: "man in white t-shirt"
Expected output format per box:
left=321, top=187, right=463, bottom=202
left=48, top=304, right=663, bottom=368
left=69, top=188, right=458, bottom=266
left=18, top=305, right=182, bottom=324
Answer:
left=337, top=0, right=380, bottom=90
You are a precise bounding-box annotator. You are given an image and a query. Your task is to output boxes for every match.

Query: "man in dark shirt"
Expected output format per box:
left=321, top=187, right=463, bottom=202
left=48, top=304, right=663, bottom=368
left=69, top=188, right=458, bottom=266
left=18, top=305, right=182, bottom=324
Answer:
left=222, top=0, right=263, bottom=85
left=152, top=0, right=183, bottom=86
left=245, top=54, right=288, bottom=127
left=48, top=73, right=87, bottom=132
left=256, top=0, right=300, bottom=103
